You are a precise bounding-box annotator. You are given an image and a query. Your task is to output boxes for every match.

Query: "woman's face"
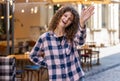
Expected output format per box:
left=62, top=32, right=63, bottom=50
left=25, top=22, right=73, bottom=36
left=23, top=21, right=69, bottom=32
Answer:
left=58, top=11, right=74, bottom=28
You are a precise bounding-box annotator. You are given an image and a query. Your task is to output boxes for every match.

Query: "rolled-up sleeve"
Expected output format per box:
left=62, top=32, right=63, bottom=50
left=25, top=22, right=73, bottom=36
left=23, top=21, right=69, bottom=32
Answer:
left=74, top=25, right=86, bottom=45
left=29, top=37, right=46, bottom=66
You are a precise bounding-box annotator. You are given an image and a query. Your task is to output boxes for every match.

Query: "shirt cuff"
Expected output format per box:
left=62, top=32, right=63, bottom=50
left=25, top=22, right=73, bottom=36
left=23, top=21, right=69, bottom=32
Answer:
left=80, top=25, right=86, bottom=31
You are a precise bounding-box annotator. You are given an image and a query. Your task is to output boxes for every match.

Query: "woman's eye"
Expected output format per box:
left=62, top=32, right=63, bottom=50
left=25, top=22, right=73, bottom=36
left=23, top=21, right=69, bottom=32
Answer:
left=64, top=14, right=67, bottom=17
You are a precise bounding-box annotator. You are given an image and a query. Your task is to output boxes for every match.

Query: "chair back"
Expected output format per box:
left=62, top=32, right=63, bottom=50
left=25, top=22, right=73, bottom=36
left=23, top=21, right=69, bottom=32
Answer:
left=0, top=57, right=16, bottom=81
left=81, top=48, right=92, bottom=57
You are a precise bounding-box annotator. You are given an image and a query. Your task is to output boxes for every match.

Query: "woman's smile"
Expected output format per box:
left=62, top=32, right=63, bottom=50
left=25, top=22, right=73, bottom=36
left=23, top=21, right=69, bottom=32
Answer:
left=58, top=11, right=74, bottom=28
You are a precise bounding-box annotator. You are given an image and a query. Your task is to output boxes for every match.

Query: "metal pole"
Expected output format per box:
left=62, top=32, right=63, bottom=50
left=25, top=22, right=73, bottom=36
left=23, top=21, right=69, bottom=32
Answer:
left=119, top=6, right=120, bottom=43
left=11, top=0, right=15, bottom=54
left=6, top=0, right=10, bottom=55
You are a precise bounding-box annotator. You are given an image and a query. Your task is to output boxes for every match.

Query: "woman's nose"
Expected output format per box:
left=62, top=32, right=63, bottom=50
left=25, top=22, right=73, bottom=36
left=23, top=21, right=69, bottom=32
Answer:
left=64, top=17, right=69, bottom=22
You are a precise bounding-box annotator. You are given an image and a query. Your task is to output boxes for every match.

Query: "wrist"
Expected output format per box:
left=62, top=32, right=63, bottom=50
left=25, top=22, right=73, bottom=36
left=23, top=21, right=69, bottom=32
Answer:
left=80, top=24, right=86, bottom=29
left=80, top=23, right=86, bottom=29
left=80, top=19, right=85, bottom=29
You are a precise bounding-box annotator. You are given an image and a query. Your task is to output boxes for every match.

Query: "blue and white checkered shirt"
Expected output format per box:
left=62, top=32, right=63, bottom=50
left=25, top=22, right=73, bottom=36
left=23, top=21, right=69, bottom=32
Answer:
left=29, top=27, right=86, bottom=81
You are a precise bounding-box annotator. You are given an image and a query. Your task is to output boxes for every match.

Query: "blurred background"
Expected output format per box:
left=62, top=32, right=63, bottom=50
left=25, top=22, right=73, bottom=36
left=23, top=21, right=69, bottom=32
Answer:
left=0, top=0, right=120, bottom=55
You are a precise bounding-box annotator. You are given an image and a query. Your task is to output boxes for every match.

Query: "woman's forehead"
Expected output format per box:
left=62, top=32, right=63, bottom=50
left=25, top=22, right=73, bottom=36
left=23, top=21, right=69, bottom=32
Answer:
left=64, top=11, right=74, bottom=18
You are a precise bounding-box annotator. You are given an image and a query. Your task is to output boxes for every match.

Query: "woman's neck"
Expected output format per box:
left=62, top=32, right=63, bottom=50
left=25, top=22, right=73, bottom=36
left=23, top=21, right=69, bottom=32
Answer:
left=54, top=28, right=65, bottom=37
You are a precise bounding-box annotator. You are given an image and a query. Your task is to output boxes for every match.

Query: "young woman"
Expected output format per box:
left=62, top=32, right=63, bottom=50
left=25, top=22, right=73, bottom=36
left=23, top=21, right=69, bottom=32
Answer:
left=29, top=5, right=94, bottom=81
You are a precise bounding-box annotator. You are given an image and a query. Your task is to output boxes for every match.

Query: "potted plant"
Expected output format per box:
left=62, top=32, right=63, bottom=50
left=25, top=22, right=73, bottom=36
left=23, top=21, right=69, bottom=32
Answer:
left=0, top=27, right=4, bottom=35
left=0, top=22, right=4, bottom=35
left=0, top=22, right=5, bottom=40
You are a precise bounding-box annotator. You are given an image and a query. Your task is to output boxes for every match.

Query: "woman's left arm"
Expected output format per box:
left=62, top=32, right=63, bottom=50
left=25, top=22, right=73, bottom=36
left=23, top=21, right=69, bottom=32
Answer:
left=74, top=6, right=94, bottom=45
left=80, top=5, right=94, bottom=29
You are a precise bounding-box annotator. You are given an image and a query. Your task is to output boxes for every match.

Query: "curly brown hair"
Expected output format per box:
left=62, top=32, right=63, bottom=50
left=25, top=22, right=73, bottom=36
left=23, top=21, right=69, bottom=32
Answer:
left=48, top=5, right=80, bottom=42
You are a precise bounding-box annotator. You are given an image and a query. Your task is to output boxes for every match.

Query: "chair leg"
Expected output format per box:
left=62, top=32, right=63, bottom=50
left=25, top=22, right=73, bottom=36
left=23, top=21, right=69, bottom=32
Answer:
left=23, top=69, right=42, bottom=81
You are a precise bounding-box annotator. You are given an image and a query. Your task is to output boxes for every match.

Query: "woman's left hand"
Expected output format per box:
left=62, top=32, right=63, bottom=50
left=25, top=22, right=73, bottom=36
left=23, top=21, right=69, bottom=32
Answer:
left=80, top=5, right=94, bottom=28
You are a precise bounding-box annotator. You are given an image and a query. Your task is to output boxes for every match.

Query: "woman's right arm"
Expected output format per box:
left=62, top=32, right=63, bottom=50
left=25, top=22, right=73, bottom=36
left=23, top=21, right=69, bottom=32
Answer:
left=29, top=37, right=45, bottom=65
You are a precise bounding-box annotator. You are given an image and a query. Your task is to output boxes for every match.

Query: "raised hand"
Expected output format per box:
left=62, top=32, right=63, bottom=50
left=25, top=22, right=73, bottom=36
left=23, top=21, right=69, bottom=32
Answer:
left=80, top=5, right=94, bottom=28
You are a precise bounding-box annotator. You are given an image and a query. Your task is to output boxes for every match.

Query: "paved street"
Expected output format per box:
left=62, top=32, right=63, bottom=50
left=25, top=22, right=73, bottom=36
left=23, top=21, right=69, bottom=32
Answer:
left=84, top=44, right=120, bottom=81
left=85, top=65, right=120, bottom=81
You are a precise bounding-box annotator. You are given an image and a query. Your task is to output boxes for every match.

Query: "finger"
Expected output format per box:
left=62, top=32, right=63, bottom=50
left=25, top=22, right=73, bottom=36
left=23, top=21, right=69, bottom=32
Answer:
left=81, top=7, right=86, bottom=13
left=87, top=5, right=94, bottom=11
left=85, top=6, right=94, bottom=13
left=85, top=6, right=94, bottom=16
left=90, top=6, right=94, bottom=12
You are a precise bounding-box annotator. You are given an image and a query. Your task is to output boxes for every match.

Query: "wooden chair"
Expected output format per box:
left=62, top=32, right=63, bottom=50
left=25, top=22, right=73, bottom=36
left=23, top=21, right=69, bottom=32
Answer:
left=23, top=65, right=48, bottom=81
left=18, top=41, right=24, bottom=54
left=23, top=65, right=41, bottom=81
left=0, top=45, right=6, bottom=56
left=80, top=48, right=92, bottom=71
left=88, top=44, right=100, bottom=65
left=25, top=40, right=36, bottom=51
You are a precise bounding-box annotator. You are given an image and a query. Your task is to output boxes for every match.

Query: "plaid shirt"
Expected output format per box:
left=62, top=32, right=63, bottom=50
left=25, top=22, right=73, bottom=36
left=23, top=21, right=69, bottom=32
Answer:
left=29, top=27, right=86, bottom=81
left=0, top=57, right=16, bottom=81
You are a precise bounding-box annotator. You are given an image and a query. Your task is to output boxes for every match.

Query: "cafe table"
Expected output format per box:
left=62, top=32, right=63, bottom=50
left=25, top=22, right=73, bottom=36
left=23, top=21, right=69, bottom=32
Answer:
left=7, top=54, right=47, bottom=81
left=7, top=54, right=29, bottom=60
left=7, top=53, right=31, bottom=69
left=7, top=54, right=30, bottom=81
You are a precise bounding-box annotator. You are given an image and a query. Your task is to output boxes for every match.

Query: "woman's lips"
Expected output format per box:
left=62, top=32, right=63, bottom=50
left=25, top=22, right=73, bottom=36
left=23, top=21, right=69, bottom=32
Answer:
left=62, top=20, right=66, bottom=25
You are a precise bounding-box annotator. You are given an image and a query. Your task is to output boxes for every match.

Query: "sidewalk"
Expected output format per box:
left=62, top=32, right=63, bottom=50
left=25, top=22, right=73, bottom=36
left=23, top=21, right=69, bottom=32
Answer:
left=85, top=44, right=120, bottom=77
left=85, top=62, right=120, bottom=81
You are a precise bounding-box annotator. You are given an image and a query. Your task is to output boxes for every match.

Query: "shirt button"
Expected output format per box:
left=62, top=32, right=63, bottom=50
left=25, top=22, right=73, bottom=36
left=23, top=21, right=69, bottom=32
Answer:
left=62, top=74, right=66, bottom=78
left=63, top=74, right=66, bottom=78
